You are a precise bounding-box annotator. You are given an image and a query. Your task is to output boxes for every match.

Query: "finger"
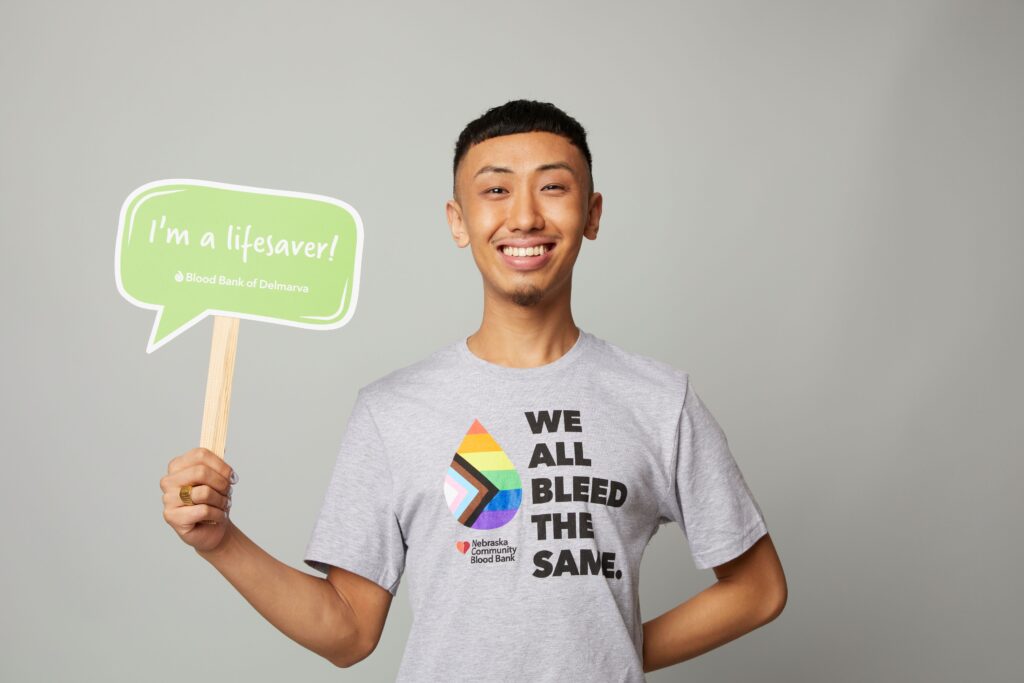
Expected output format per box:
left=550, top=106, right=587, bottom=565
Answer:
left=163, top=463, right=232, bottom=496
left=166, top=447, right=206, bottom=475
left=164, top=503, right=228, bottom=529
left=192, top=447, right=235, bottom=483
left=164, top=484, right=231, bottom=511
left=167, top=447, right=235, bottom=484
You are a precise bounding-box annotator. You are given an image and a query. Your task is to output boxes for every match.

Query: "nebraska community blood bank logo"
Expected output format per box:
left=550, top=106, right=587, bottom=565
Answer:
left=445, top=419, right=521, bottom=565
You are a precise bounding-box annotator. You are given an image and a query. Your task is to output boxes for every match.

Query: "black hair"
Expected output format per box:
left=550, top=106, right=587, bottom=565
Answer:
left=452, top=99, right=593, bottom=195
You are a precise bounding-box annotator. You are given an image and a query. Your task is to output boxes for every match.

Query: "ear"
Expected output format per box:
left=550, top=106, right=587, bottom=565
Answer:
left=583, top=191, right=602, bottom=240
left=446, top=198, right=470, bottom=248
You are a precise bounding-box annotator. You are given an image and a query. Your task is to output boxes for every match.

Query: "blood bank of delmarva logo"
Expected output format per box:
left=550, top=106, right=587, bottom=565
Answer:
left=173, top=270, right=310, bottom=293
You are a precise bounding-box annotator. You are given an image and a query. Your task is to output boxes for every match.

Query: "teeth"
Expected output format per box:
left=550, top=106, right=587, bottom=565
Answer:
left=501, top=244, right=549, bottom=257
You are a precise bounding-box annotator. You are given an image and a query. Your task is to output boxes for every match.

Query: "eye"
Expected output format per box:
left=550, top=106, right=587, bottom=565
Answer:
left=543, top=184, right=567, bottom=191
left=484, top=187, right=507, bottom=195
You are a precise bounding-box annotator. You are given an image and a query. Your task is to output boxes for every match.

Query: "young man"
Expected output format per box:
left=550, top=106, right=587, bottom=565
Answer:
left=161, top=99, right=786, bottom=681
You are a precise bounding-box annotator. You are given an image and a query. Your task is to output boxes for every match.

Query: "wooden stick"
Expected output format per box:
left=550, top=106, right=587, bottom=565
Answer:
left=199, top=315, right=240, bottom=460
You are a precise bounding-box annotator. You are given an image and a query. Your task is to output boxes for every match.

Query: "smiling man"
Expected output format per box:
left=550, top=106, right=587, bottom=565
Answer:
left=166, top=99, right=786, bottom=682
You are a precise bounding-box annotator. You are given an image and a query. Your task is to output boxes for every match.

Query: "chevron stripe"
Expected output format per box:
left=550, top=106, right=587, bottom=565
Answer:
left=444, top=471, right=472, bottom=518
left=450, top=453, right=497, bottom=527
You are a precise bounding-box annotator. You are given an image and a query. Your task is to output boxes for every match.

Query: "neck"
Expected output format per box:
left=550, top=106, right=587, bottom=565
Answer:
left=467, top=278, right=579, bottom=369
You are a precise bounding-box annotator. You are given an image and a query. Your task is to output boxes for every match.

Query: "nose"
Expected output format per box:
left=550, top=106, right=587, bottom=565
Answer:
left=507, top=187, right=544, bottom=231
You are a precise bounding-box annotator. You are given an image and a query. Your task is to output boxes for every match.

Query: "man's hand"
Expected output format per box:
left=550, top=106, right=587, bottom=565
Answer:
left=161, top=447, right=236, bottom=552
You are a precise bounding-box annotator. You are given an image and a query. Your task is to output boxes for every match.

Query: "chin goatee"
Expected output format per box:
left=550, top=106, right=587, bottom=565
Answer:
left=510, top=286, right=544, bottom=307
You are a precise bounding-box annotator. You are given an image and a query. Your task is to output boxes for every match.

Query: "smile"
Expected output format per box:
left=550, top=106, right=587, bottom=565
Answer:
left=499, top=243, right=554, bottom=257
left=496, top=242, right=556, bottom=271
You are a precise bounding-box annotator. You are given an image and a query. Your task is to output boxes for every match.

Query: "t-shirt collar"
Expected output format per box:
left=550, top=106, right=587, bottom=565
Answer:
left=454, top=327, right=592, bottom=379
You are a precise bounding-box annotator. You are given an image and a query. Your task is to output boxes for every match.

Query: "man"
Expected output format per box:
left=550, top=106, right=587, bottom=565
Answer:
left=160, top=99, right=787, bottom=681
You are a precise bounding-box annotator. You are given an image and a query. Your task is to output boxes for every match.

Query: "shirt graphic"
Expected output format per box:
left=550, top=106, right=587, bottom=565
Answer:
left=444, top=418, right=523, bottom=530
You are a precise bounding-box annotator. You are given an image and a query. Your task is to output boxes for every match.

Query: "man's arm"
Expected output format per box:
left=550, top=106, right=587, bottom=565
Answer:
left=196, top=523, right=393, bottom=668
left=641, top=533, right=787, bottom=673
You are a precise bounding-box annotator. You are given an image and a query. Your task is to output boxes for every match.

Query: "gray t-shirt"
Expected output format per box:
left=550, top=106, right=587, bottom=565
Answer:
left=304, top=328, right=769, bottom=682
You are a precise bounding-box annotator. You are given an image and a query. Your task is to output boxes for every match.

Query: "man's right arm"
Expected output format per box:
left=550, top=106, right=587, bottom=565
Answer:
left=196, top=523, right=394, bottom=668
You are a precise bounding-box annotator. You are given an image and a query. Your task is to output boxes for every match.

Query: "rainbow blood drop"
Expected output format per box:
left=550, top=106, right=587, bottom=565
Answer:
left=443, top=419, right=522, bottom=529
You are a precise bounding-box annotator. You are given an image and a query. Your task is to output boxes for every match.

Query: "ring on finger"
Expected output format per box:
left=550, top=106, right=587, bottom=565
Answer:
left=179, top=484, right=195, bottom=505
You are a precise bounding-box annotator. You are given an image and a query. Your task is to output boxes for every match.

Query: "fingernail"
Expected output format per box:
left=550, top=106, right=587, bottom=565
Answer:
left=226, top=497, right=232, bottom=509
left=230, top=469, right=239, bottom=484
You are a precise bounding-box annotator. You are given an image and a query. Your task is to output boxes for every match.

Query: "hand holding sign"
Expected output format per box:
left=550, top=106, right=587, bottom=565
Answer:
left=161, top=446, right=236, bottom=551
left=118, top=179, right=363, bottom=530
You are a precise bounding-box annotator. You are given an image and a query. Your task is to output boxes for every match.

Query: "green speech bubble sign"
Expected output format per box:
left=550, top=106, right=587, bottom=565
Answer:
left=115, top=179, right=363, bottom=353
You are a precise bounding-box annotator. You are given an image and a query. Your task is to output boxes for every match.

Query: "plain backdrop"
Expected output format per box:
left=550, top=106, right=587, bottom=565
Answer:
left=2, top=1, right=1021, bottom=681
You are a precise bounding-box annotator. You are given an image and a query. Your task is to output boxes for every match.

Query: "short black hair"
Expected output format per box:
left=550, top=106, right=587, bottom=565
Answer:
left=452, top=99, right=593, bottom=195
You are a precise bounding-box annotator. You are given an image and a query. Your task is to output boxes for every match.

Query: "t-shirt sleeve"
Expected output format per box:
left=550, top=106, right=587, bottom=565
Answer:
left=658, top=376, right=769, bottom=570
left=304, top=387, right=407, bottom=595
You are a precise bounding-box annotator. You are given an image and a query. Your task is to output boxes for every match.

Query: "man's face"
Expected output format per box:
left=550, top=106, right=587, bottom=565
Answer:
left=446, top=131, right=602, bottom=307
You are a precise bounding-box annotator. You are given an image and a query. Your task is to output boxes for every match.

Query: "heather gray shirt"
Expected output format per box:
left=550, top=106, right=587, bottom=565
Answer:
left=304, top=329, right=769, bottom=682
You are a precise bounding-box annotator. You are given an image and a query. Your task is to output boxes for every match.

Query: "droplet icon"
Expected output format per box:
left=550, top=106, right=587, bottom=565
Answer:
left=443, top=419, right=522, bottom=530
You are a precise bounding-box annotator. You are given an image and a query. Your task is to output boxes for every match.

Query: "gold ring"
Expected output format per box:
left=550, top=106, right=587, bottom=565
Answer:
left=179, top=484, right=195, bottom=505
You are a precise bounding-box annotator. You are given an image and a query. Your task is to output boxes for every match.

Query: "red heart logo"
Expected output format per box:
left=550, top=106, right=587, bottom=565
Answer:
left=455, top=541, right=470, bottom=554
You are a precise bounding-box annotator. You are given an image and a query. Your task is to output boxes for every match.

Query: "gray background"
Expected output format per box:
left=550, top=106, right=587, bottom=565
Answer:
left=2, top=1, right=1021, bottom=681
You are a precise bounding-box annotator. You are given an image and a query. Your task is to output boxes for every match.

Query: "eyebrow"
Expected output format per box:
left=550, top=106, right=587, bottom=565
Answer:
left=473, top=162, right=578, bottom=179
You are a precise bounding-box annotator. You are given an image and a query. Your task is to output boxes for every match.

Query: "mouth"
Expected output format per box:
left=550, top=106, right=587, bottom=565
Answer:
left=495, top=242, right=556, bottom=258
left=496, top=241, right=557, bottom=271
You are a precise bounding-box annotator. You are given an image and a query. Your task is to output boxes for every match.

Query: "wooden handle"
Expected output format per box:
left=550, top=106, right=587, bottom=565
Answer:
left=199, top=315, right=239, bottom=460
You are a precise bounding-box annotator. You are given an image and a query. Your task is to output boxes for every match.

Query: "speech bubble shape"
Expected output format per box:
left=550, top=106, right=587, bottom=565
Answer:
left=115, top=179, right=363, bottom=353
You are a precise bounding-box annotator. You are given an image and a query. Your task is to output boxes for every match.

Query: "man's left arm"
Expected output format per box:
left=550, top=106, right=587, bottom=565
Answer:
left=641, top=533, right=787, bottom=673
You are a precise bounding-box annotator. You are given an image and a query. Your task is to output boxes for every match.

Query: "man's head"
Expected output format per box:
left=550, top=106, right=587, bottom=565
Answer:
left=447, top=100, right=602, bottom=309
